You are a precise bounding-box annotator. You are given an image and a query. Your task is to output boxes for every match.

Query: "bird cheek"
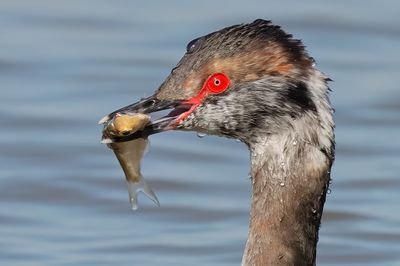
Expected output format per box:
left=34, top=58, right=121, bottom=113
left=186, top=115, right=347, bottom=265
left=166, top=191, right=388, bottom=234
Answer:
left=178, top=106, right=208, bottom=132
left=174, top=110, right=197, bottom=130
left=190, top=105, right=224, bottom=134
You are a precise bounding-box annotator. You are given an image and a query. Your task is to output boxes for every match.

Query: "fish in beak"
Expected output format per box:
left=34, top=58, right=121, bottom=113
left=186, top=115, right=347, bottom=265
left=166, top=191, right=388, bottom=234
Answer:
left=99, top=95, right=193, bottom=143
left=99, top=96, right=196, bottom=209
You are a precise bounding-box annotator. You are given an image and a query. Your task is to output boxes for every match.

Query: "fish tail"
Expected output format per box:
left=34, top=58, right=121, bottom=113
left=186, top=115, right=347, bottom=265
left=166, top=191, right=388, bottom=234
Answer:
left=127, top=177, right=160, bottom=210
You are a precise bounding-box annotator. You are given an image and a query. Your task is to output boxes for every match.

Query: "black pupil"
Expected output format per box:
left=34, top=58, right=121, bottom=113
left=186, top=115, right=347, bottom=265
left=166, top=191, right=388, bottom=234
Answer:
left=214, top=79, right=220, bottom=86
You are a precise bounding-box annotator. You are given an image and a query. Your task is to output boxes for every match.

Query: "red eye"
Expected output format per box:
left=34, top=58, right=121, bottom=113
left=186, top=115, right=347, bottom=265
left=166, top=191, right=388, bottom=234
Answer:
left=206, top=73, right=230, bottom=94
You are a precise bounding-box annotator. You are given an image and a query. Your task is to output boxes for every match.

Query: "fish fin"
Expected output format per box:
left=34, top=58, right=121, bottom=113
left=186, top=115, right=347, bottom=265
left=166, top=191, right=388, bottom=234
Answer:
left=101, top=138, right=113, bottom=144
left=127, top=178, right=160, bottom=210
left=98, top=115, right=111, bottom=124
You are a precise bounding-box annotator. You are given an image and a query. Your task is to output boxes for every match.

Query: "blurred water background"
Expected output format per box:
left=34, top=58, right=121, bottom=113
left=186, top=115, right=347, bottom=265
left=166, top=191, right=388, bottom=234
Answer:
left=1, top=1, right=399, bottom=265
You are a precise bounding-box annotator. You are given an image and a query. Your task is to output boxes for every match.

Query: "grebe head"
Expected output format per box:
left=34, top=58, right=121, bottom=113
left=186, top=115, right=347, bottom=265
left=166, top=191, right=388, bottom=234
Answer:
left=102, top=19, right=332, bottom=154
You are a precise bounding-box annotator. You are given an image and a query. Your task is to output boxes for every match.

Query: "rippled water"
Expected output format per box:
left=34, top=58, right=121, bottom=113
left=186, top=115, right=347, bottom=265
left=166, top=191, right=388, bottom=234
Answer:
left=1, top=1, right=399, bottom=265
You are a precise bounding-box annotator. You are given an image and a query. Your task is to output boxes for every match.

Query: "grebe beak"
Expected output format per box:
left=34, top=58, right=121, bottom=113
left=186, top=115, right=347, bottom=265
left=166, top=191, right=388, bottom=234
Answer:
left=99, top=95, right=192, bottom=143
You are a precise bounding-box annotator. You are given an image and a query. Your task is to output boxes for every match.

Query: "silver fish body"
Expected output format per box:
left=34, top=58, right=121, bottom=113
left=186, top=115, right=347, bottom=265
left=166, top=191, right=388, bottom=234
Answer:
left=101, top=113, right=159, bottom=210
left=110, top=138, right=159, bottom=210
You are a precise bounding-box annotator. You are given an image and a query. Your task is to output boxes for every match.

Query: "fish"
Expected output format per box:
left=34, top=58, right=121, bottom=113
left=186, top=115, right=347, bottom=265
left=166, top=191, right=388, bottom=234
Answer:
left=101, top=113, right=159, bottom=210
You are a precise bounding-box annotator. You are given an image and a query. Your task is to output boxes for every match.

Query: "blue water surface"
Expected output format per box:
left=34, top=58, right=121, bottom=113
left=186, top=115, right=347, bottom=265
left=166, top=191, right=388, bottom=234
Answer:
left=0, top=1, right=399, bottom=265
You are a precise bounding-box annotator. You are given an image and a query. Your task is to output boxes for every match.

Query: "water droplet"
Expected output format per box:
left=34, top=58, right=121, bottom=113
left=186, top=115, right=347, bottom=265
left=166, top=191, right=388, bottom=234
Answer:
left=197, top=132, right=207, bottom=138
left=327, top=188, right=331, bottom=194
left=311, top=208, right=317, bottom=214
left=280, top=162, right=285, bottom=167
left=280, top=182, right=285, bottom=187
left=293, top=140, right=297, bottom=145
